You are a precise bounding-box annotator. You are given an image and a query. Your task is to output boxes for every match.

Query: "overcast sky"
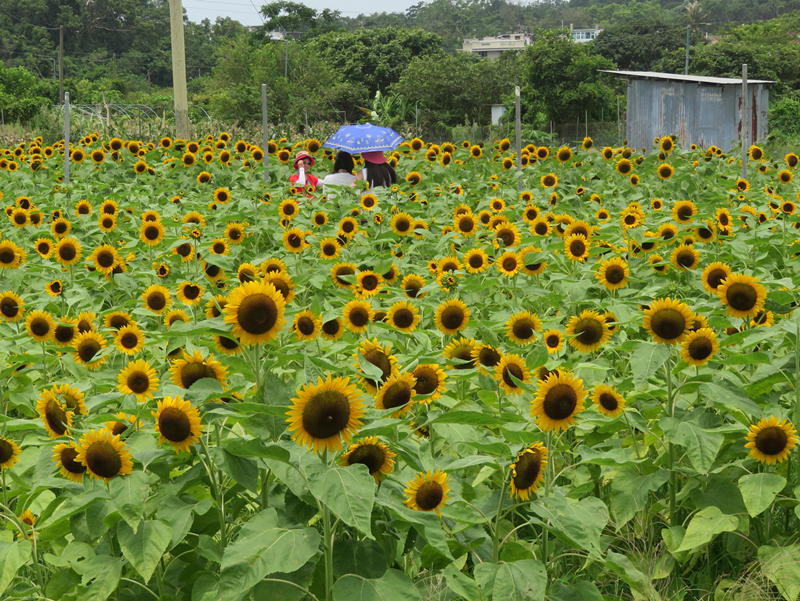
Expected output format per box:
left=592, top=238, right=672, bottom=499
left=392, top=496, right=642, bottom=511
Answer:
left=183, top=0, right=414, bottom=27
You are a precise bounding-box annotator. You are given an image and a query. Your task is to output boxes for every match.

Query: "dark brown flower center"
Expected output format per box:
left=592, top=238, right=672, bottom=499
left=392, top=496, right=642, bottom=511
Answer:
left=574, top=318, right=603, bottom=345
left=440, top=307, right=465, bottom=331
left=688, top=337, right=714, bottom=361
left=381, top=380, right=412, bottom=410
left=297, top=316, right=316, bottom=335
left=301, top=390, right=351, bottom=440
left=512, top=319, right=535, bottom=341
left=322, top=319, right=340, bottom=336
left=392, top=309, right=414, bottom=329
left=30, top=317, right=51, bottom=337
left=45, top=399, right=68, bottom=435
left=97, top=250, right=115, bottom=268
left=651, top=309, right=686, bottom=340
left=349, top=307, right=369, bottom=327
left=160, top=407, right=192, bottom=442
left=147, top=293, right=166, bottom=310
left=60, top=446, right=86, bottom=474
left=86, top=441, right=122, bottom=478
left=0, top=297, right=19, bottom=318
left=677, top=250, right=696, bottom=268
left=598, top=392, right=618, bottom=411
left=346, top=444, right=385, bottom=474
left=543, top=384, right=578, bottom=420
left=179, top=361, right=218, bottom=388
left=127, top=371, right=151, bottom=393
left=513, top=450, right=542, bottom=490
left=78, top=339, right=101, bottom=362
left=502, top=363, right=524, bottom=388
left=59, top=244, right=76, bottom=261
left=361, top=275, right=379, bottom=291
left=415, top=481, right=444, bottom=510
left=546, top=334, right=560, bottom=348
left=726, top=283, right=758, bottom=311
left=236, top=294, right=278, bottom=335
left=55, top=325, right=75, bottom=344
left=755, top=426, right=788, bottom=456
left=414, top=367, right=439, bottom=395
left=570, top=240, right=586, bottom=257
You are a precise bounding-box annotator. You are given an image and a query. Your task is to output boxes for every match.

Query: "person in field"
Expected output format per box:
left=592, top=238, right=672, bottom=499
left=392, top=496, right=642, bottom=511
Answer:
left=352, top=151, right=396, bottom=189
left=289, top=150, right=319, bottom=194
left=322, top=151, right=356, bottom=198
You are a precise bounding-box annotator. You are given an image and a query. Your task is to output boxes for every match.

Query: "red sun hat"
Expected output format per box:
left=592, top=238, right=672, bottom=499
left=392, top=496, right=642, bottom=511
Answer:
left=361, top=151, right=387, bottom=165
left=293, top=150, right=315, bottom=168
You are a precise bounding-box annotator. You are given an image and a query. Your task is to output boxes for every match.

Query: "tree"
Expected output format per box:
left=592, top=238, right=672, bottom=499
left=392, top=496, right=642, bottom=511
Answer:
left=593, top=18, right=688, bottom=71
left=311, top=27, right=444, bottom=97
left=0, top=62, right=54, bottom=121
left=392, top=51, right=523, bottom=127
left=520, top=29, right=618, bottom=124
left=258, top=1, right=341, bottom=38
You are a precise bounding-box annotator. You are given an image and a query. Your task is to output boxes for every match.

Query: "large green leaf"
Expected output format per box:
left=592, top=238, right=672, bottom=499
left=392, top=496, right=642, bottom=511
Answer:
left=0, top=541, right=31, bottom=597
left=759, top=545, right=800, bottom=601
left=675, top=507, right=738, bottom=553
left=610, top=467, right=669, bottom=527
left=117, top=519, right=173, bottom=582
left=444, top=565, right=481, bottom=601
left=308, top=464, right=375, bottom=538
left=38, top=488, right=110, bottom=542
left=80, top=558, right=123, bottom=601
left=492, top=560, right=547, bottom=601
left=218, top=508, right=320, bottom=599
left=333, top=539, right=387, bottom=579
left=110, top=470, right=150, bottom=531
left=332, top=569, right=422, bottom=601
left=548, top=581, right=604, bottom=601
left=700, top=381, right=761, bottom=418
left=530, top=493, right=608, bottom=558
left=630, top=341, right=670, bottom=389
left=739, top=473, right=786, bottom=517
left=673, top=422, right=724, bottom=474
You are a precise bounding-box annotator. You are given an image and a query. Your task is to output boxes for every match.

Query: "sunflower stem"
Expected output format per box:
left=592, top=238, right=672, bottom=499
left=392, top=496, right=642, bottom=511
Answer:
left=623, top=412, right=641, bottom=459
left=542, top=431, right=553, bottom=563
left=260, top=469, right=271, bottom=509
left=1, top=471, right=6, bottom=507
left=321, top=501, right=335, bottom=601
left=492, top=473, right=507, bottom=563
left=665, top=351, right=678, bottom=525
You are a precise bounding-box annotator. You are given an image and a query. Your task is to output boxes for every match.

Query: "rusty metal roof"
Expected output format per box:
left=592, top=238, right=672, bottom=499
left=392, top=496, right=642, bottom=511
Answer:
left=599, top=70, right=774, bottom=86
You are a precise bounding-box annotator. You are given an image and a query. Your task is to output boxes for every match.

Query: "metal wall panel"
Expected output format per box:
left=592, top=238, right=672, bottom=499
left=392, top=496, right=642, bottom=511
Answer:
left=625, top=77, right=770, bottom=153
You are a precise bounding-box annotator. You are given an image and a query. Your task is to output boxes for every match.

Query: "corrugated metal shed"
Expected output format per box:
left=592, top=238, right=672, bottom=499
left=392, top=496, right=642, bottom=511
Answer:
left=600, top=70, right=774, bottom=152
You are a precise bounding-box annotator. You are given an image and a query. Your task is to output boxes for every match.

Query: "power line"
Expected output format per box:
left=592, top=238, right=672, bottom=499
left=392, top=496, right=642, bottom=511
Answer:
left=0, top=7, right=60, bottom=30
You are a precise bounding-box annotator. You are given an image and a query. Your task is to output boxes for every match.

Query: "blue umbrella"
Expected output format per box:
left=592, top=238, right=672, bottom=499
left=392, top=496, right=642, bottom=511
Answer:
left=323, top=124, right=404, bottom=154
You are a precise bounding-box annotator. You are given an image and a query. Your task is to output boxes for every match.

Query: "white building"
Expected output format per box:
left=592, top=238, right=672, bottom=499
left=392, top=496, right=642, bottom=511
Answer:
left=570, top=24, right=602, bottom=43
left=461, top=33, right=531, bottom=60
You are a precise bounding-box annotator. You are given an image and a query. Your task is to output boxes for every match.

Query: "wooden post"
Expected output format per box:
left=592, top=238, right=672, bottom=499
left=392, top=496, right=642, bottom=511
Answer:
left=585, top=110, right=588, bottom=138
left=64, top=92, right=70, bottom=186
left=169, top=0, right=190, bottom=139
left=262, top=84, right=270, bottom=183
left=515, top=86, right=522, bottom=192
left=741, top=64, right=748, bottom=180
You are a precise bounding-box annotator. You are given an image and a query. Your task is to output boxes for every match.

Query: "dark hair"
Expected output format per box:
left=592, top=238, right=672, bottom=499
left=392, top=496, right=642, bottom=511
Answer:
left=365, top=162, right=397, bottom=188
left=332, top=151, right=354, bottom=174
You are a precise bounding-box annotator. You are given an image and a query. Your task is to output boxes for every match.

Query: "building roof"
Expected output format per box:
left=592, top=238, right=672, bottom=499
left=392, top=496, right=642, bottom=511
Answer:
left=599, top=70, right=774, bottom=86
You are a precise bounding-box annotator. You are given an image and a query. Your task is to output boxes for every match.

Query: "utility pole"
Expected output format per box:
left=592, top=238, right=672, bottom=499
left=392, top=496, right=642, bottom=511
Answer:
left=64, top=93, right=70, bottom=186
left=169, top=0, right=190, bottom=139
left=262, top=84, right=269, bottom=183
left=684, top=26, right=690, bottom=75
left=59, top=26, right=64, bottom=104
left=741, top=64, right=748, bottom=180
left=515, top=86, right=522, bottom=192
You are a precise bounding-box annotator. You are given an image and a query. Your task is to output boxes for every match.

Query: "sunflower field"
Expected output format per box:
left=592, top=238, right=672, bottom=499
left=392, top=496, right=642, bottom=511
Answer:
left=0, top=132, right=799, bottom=601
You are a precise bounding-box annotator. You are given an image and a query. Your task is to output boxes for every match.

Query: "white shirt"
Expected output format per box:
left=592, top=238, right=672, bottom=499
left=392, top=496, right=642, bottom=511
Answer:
left=322, top=172, right=356, bottom=198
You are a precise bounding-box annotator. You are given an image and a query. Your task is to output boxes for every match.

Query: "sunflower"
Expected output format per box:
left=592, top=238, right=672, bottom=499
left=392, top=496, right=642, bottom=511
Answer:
left=176, top=281, right=204, bottom=307
left=375, top=372, right=416, bottom=417
left=671, top=244, right=700, bottom=271
left=460, top=248, right=488, bottom=274
left=164, top=309, right=190, bottom=328
left=386, top=301, right=420, bottom=333
left=329, top=262, right=357, bottom=290
left=104, top=311, right=134, bottom=330
left=494, top=353, right=531, bottom=396
left=279, top=198, right=299, bottom=219
left=434, top=298, right=470, bottom=335
left=595, top=257, right=628, bottom=290
left=672, top=200, right=697, bottom=223
left=224, top=222, right=246, bottom=244
left=391, top=213, right=413, bottom=236
left=505, top=311, right=542, bottom=346
left=263, top=272, right=295, bottom=304
left=342, top=437, right=396, bottom=483
left=717, top=273, right=766, bottom=319
left=353, top=339, right=397, bottom=395
left=411, top=363, right=447, bottom=403
left=745, top=416, right=798, bottom=465
left=677, top=327, right=719, bottom=367
left=356, top=271, right=383, bottom=298
left=151, top=396, right=204, bottom=453
left=509, top=443, right=548, bottom=500
left=46, top=280, right=63, bottom=297
left=170, top=350, right=228, bottom=390
left=0, top=291, right=23, bottom=323
left=643, top=298, right=693, bottom=345
left=402, top=274, right=427, bottom=299
left=26, top=310, right=55, bottom=342
left=114, top=324, right=145, bottom=355
left=616, top=158, right=633, bottom=175
left=142, top=285, right=171, bottom=314
left=492, top=250, right=519, bottom=277
left=98, top=215, right=117, bottom=232
left=223, top=280, right=286, bottom=345
left=443, top=337, right=476, bottom=370
left=318, top=318, right=343, bottom=342
left=338, top=217, right=358, bottom=238
left=293, top=310, right=321, bottom=341
left=72, top=331, right=107, bottom=370
left=117, top=359, right=159, bottom=402
left=657, top=223, right=678, bottom=242
left=55, top=237, right=82, bottom=266
left=36, top=393, right=73, bottom=438
left=531, top=371, right=586, bottom=432
left=564, top=234, right=590, bottom=262
left=589, top=384, right=625, bottom=418
left=404, top=470, right=449, bottom=516
left=566, top=310, right=611, bottom=353
left=75, top=429, right=133, bottom=482
left=540, top=173, right=558, bottom=188
left=282, top=228, right=308, bottom=253
left=52, top=443, right=86, bottom=482
left=89, top=243, right=120, bottom=275
left=286, top=375, right=365, bottom=453
left=139, top=221, right=165, bottom=246
left=543, top=329, right=564, bottom=354
left=34, top=238, right=53, bottom=259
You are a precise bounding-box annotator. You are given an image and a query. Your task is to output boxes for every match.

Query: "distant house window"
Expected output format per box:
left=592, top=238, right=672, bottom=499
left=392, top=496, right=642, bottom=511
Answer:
left=478, top=51, right=488, bottom=58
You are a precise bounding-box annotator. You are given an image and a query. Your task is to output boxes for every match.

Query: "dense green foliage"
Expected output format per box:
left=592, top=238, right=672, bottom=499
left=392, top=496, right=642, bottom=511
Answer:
left=4, top=0, right=800, bottom=137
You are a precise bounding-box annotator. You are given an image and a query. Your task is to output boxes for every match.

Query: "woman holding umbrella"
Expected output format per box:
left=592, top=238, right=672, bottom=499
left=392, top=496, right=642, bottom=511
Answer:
left=353, top=151, right=397, bottom=189
left=323, top=123, right=403, bottom=189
